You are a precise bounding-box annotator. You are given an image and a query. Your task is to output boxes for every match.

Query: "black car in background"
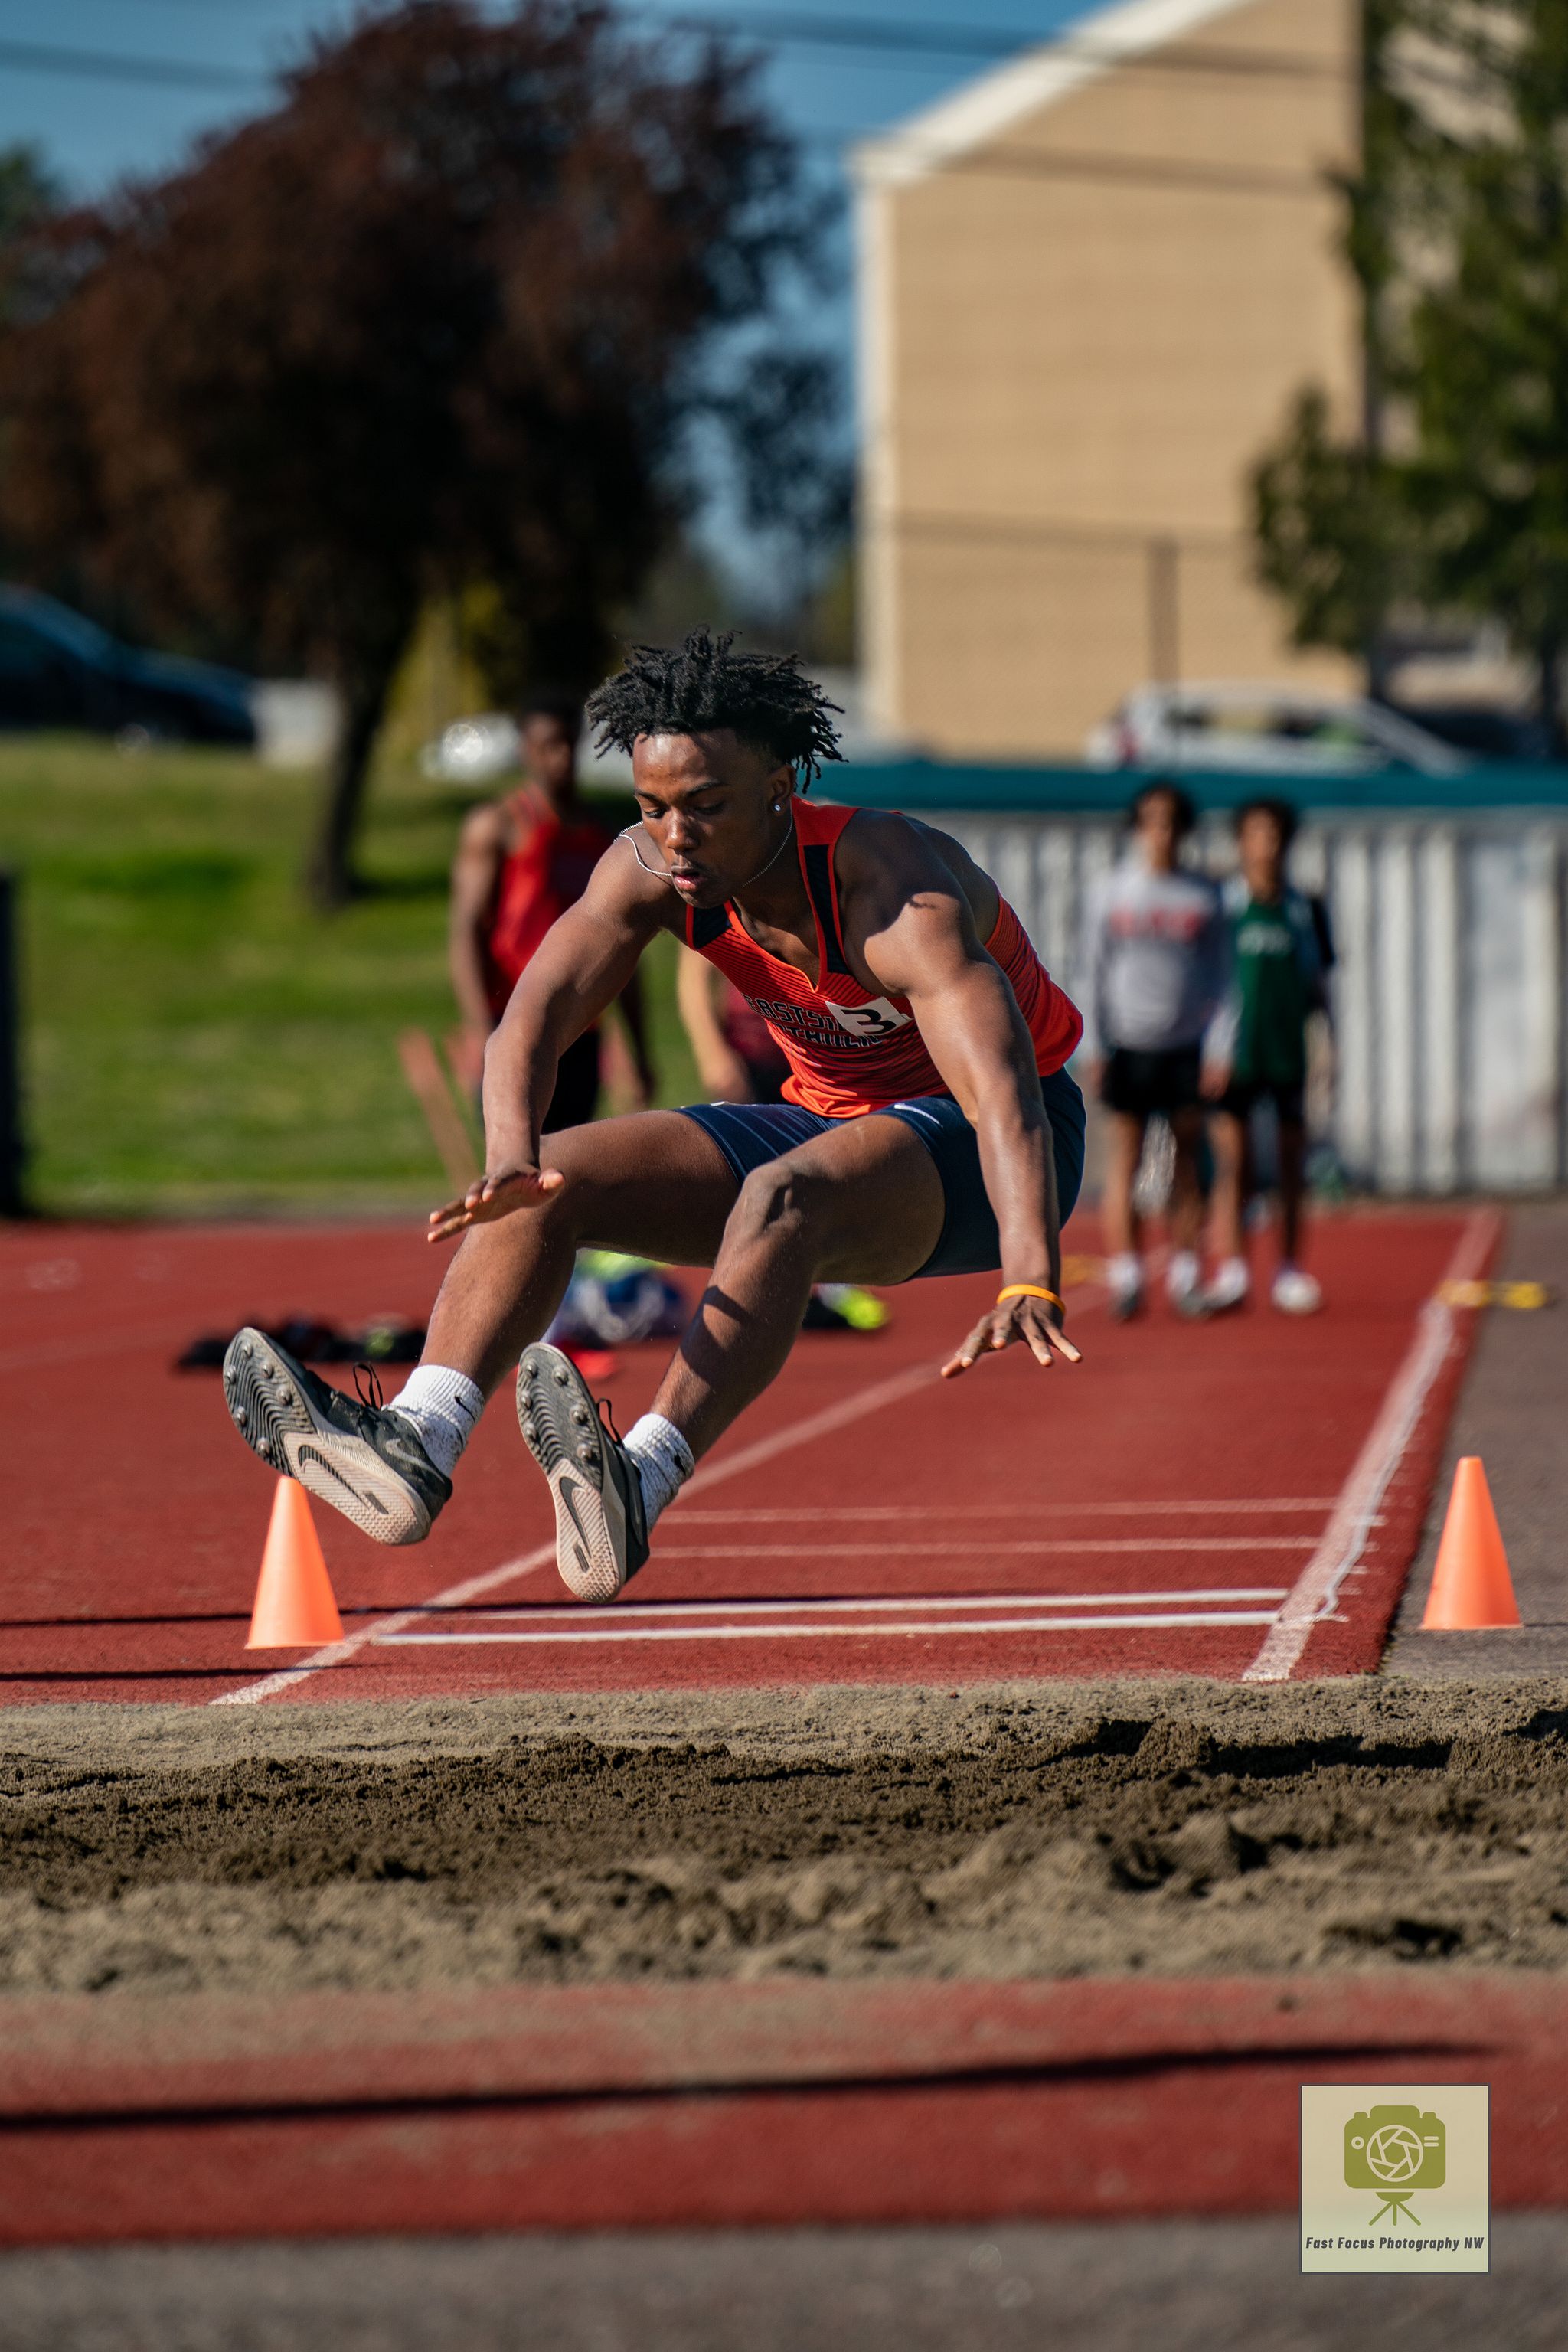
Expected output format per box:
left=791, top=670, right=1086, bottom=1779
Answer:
left=0, top=585, right=256, bottom=746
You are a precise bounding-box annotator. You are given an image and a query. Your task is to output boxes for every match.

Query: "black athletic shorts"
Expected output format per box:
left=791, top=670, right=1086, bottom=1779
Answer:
left=1218, top=1075, right=1305, bottom=1127
left=1099, top=1045, right=1203, bottom=1119
left=542, top=1029, right=602, bottom=1132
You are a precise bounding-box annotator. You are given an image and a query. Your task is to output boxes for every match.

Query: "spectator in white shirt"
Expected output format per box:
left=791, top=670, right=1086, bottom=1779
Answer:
left=1084, top=782, right=1234, bottom=1318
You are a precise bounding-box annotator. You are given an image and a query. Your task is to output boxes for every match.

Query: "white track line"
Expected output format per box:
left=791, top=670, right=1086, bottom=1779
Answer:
left=456, top=1586, right=1290, bottom=1622
left=213, top=1357, right=939, bottom=1705
left=675, top=1359, right=936, bottom=1487
left=673, top=1499, right=1338, bottom=1521
left=1241, top=1209, right=1501, bottom=1684
left=653, top=1537, right=1315, bottom=1558
left=210, top=1540, right=560, bottom=1706
left=381, top=1609, right=1282, bottom=1647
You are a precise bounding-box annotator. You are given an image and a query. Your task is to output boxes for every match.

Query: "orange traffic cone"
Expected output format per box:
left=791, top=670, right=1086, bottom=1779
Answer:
left=1421, top=1456, right=1521, bottom=1630
left=245, top=1477, right=345, bottom=1649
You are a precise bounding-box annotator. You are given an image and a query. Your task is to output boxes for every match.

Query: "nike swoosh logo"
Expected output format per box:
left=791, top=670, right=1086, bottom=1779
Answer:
left=556, top=1473, right=600, bottom=1566
left=292, top=1439, right=390, bottom=1517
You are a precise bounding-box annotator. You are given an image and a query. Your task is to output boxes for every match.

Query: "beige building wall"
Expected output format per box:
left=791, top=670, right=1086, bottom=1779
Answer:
left=857, top=0, right=1363, bottom=758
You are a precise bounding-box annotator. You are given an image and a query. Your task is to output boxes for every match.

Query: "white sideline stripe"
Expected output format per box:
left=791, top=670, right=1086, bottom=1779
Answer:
left=209, top=1540, right=560, bottom=1707
left=654, top=1537, right=1315, bottom=1559
left=1241, top=1209, right=1501, bottom=1684
left=673, top=1499, right=1339, bottom=1522
left=380, top=1609, right=1282, bottom=1647
left=676, top=1359, right=936, bottom=1488
left=452, top=1586, right=1290, bottom=1623
left=212, top=1357, right=939, bottom=1705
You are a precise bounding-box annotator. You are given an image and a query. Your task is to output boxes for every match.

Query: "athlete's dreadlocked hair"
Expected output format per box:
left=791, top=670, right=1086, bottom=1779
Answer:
left=585, top=626, right=844, bottom=789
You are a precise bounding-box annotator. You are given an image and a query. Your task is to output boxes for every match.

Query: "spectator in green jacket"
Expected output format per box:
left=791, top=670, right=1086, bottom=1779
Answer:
left=1207, top=798, right=1331, bottom=1315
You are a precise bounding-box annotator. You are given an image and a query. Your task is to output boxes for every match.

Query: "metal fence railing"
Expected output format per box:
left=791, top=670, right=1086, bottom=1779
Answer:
left=879, top=808, right=1567, bottom=1196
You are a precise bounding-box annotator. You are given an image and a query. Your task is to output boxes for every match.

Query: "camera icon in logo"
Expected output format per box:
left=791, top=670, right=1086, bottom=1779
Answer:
left=1344, top=2105, right=1446, bottom=2223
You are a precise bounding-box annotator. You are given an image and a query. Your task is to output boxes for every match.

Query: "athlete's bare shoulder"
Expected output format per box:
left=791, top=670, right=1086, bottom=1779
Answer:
left=834, top=806, right=998, bottom=936
left=586, top=825, right=687, bottom=939
left=458, top=797, right=511, bottom=854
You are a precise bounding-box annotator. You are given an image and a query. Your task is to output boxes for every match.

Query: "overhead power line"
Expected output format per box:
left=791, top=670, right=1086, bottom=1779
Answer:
left=0, top=34, right=261, bottom=92
left=0, top=34, right=1339, bottom=201
left=664, top=11, right=1351, bottom=80
left=16, top=3, right=1360, bottom=83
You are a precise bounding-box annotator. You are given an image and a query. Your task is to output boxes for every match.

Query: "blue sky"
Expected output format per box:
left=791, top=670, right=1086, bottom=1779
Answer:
left=0, top=3, right=1086, bottom=197
left=0, top=2, right=1086, bottom=586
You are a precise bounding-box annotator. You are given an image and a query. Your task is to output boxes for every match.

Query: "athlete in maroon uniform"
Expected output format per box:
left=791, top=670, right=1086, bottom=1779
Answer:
left=448, top=690, right=652, bottom=1126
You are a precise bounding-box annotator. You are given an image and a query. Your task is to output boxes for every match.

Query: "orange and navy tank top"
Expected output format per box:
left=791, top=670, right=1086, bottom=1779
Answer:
left=484, top=789, right=614, bottom=1018
left=683, top=800, right=1082, bottom=1119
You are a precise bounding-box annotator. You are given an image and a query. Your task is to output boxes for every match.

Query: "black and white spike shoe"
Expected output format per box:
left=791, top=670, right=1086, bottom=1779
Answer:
left=221, top=1328, right=452, bottom=1545
left=515, top=1343, right=649, bottom=1603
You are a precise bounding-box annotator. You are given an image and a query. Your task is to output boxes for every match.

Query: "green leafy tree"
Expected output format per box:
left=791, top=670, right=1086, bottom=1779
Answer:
left=0, top=5, right=831, bottom=902
left=1254, top=386, right=1413, bottom=665
left=1254, top=0, right=1568, bottom=750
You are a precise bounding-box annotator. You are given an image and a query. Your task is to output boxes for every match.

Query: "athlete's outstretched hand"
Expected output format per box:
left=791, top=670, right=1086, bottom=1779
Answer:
left=427, top=1164, right=563, bottom=1243
left=941, top=1291, right=1082, bottom=1379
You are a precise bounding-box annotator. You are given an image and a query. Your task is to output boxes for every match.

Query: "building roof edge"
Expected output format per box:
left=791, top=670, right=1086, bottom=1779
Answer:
left=850, top=0, right=1250, bottom=191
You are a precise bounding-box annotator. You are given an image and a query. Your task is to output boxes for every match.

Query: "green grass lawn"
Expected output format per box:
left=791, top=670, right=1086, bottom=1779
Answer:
left=0, top=734, right=698, bottom=1217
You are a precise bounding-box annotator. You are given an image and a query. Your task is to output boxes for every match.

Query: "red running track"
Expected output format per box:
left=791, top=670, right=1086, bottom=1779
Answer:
left=2, top=1207, right=1492, bottom=1706
left=2, top=1972, right=1563, bottom=2242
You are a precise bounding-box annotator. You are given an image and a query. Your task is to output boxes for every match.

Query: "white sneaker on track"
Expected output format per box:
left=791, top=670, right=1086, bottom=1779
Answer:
left=1207, top=1256, right=1251, bottom=1313
left=1272, top=1266, right=1323, bottom=1315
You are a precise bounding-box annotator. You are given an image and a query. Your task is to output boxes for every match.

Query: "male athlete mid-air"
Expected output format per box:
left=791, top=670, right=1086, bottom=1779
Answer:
left=222, top=631, right=1086, bottom=1602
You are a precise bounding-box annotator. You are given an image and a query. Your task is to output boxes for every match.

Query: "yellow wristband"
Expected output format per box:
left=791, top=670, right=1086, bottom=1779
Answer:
left=997, top=1284, right=1065, bottom=1313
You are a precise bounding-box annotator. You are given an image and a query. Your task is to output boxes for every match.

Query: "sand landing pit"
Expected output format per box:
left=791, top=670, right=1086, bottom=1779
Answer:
left=5, top=1681, right=1568, bottom=1996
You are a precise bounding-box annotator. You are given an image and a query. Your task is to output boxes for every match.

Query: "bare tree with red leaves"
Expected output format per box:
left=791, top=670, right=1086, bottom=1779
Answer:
left=0, top=3, right=831, bottom=903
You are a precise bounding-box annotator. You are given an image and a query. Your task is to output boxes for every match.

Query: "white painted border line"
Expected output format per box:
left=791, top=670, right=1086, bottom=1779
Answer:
left=676, top=1358, right=936, bottom=1488
left=210, top=1539, right=560, bottom=1707
left=675, top=1499, right=1339, bottom=1522
left=1241, top=1210, right=1500, bottom=1684
left=453, top=1586, right=1290, bottom=1623
left=655, top=1537, right=1315, bottom=1559
left=214, top=1357, right=939, bottom=1705
left=380, top=1609, right=1282, bottom=1647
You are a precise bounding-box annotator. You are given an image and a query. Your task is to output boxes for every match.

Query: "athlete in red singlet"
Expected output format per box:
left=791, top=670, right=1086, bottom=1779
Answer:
left=448, top=690, right=652, bottom=1126
left=677, top=798, right=1079, bottom=1117
left=222, top=632, right=1088, bottom=1608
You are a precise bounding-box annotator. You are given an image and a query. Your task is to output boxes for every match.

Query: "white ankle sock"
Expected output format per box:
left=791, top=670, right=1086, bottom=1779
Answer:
left=394, top=1365, right=484, bottom=1480
left=623, top=1412, right=694, bottom=1530
left=1107, top=1251, right=1141, bottom=1296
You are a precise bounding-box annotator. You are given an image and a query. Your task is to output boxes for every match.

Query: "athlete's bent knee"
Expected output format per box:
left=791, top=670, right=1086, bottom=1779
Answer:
left=728, top=1157, right=828, bottom=1254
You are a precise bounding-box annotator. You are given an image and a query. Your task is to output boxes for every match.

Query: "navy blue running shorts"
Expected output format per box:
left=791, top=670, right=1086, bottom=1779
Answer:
left=675, top=1067, right=1086, bottom=1280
